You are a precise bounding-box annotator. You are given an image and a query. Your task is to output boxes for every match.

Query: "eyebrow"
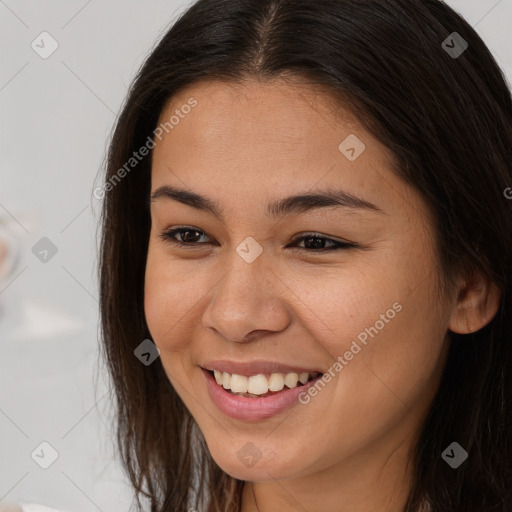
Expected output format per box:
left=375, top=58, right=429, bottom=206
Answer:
left=150, top=185, right=384, bottom=218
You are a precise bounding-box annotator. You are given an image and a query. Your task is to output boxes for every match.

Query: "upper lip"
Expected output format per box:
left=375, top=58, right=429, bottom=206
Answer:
left=201, top=360, right=324, bottom=376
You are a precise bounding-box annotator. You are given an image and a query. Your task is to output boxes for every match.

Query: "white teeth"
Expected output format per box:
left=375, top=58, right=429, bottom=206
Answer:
left=230, top=374, right=248, bottom=393
left=222, top=372, right=231, bottom=390
left=268, top=373, right=285, bottom=392
left=299, top=372, right=309, bottom=385
left=284, top=372, right=299, bottom=388
left=247, top=374, right=269, bottom=395
left=214, top=370, right=223, bottom=385
left=212, top=369, right=319, bottom=395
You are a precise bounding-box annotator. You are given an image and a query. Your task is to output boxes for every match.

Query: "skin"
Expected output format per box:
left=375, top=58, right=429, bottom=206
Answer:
left=144, top=78, right=501, bottom=512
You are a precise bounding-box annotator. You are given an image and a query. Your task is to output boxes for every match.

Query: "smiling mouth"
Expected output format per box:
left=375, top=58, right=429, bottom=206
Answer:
left=206, top=369, right=322, bottom=398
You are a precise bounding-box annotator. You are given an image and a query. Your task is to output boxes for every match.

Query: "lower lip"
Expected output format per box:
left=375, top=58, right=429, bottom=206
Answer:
left=201, top=368, right=322, bottom=422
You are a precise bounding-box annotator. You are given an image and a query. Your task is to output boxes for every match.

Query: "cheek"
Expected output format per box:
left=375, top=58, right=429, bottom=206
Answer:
left=144, top=240, right=177, bottom=344
left=144, top=250, right=167, bottom=342
left=143, top=240, right=209, bottom=351
left=143, top=244, right=199, bottom=390
left=284, top=262, right=405, bottom=348
left=288, top=251, right=447, bottom=404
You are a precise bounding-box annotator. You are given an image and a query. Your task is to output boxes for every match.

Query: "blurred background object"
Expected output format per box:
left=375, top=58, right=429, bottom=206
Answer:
left=0, top=215, right=21, bottom=287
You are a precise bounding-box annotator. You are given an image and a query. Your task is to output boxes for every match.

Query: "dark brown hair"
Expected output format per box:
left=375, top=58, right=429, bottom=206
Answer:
left=98, top=1, right=512, bottom=510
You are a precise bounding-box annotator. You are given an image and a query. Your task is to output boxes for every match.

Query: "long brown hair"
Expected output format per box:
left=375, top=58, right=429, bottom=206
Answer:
left=98, top=1, right=512, bottom=510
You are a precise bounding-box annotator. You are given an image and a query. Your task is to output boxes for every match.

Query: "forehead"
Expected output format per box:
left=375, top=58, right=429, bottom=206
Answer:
left=156, top=78, right=374, bottom=159
left=150, top=78, right=417, bottom=221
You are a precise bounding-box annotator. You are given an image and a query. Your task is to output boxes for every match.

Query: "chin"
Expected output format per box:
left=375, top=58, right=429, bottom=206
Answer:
left=207, top=440, right=304, bottom=482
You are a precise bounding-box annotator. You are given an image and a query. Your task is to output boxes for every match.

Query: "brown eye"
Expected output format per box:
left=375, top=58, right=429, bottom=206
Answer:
left=159, top=227, right=357, bottom=252
left=159, top=227, right=213, bottom=247
left=289, top=233, right=357, bottom=252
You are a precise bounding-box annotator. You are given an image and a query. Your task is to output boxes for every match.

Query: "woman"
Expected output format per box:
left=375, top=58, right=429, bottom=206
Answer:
left=98, top=0, right=512, bottom=511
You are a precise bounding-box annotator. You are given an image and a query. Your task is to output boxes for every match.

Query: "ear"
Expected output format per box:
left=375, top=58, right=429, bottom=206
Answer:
left=448, top=268, right=501, bottom=334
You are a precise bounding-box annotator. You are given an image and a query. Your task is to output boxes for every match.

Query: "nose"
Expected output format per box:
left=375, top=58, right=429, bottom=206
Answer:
left=201, top=249, right=292, bottom=343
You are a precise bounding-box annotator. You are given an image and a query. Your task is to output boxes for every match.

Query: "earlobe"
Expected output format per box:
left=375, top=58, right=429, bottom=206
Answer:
left=448, top=270, right=501, bottom=334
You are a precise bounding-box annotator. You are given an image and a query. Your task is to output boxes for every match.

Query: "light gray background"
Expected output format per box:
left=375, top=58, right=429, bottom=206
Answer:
left=0, top=1, right=511, bottom=511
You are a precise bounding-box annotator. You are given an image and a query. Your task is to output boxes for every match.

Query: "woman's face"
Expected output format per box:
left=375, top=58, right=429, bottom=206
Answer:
left=145, top=78, right=455, bottom=484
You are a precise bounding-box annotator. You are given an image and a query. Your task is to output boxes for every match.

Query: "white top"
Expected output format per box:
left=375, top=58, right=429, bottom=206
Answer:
left=0, top=504, right=71, bottom=512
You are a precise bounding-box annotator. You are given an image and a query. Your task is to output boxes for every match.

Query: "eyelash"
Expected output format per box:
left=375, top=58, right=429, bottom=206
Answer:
left=158, top=226, right=357, bottom=252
